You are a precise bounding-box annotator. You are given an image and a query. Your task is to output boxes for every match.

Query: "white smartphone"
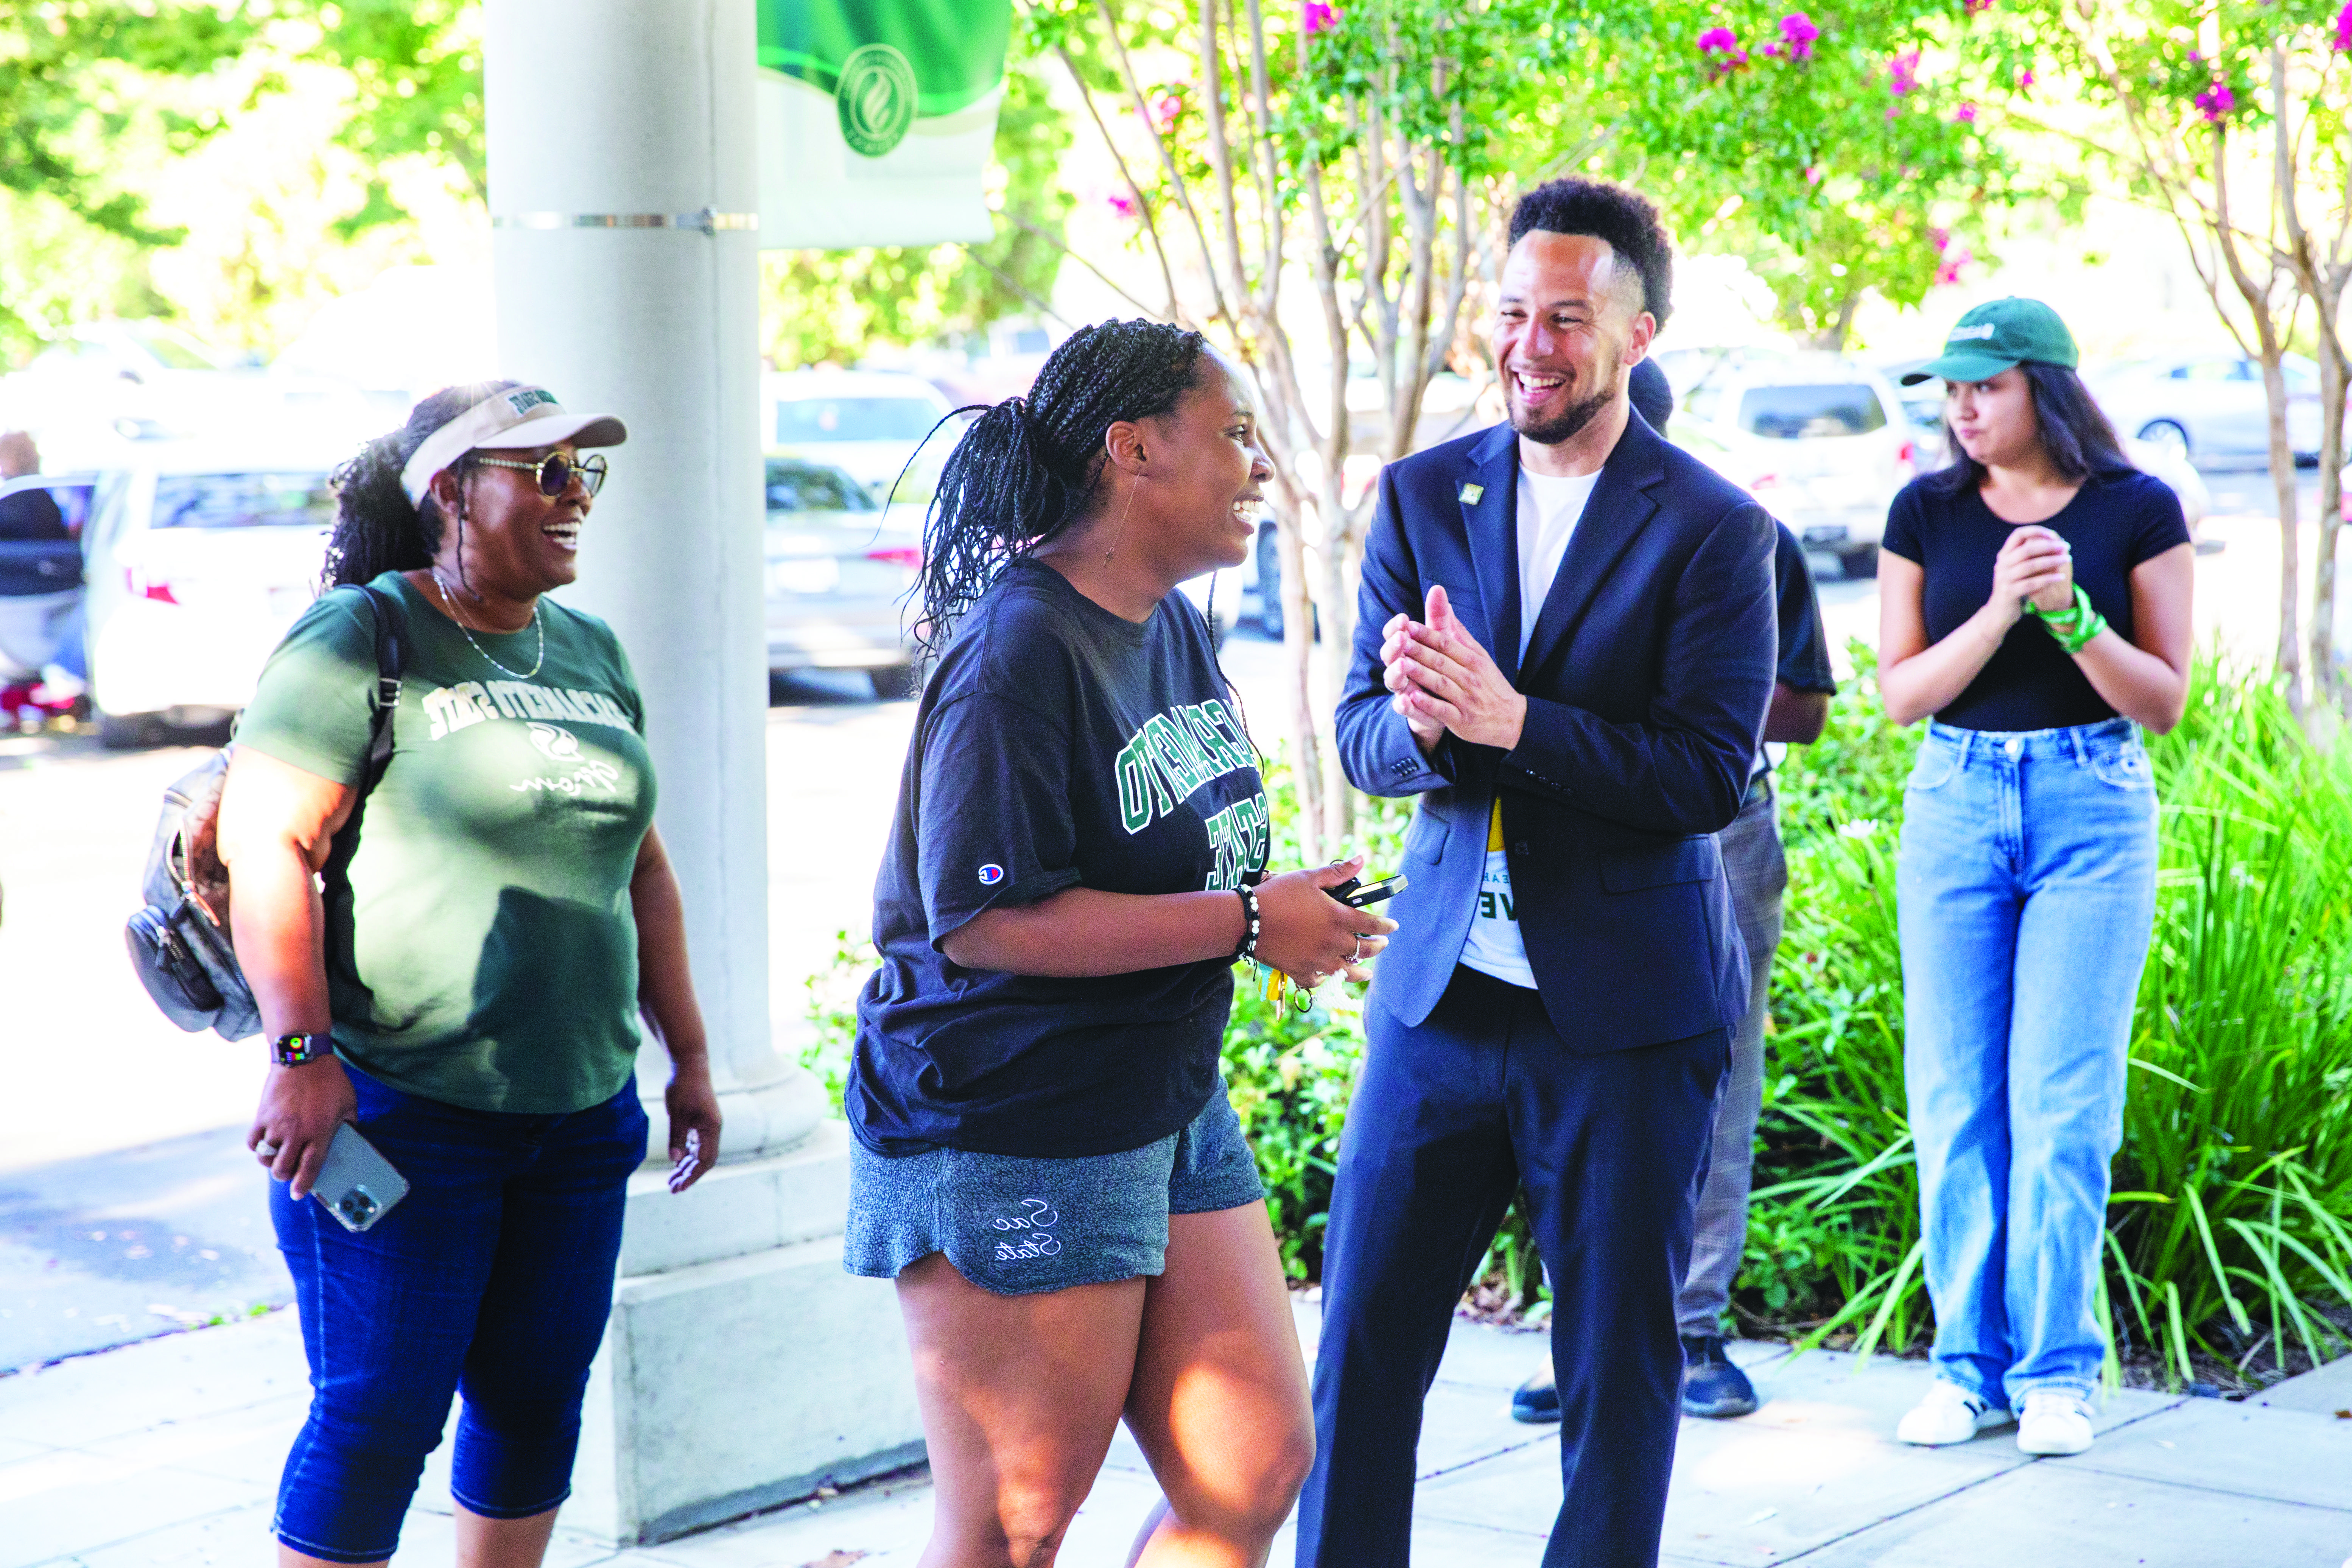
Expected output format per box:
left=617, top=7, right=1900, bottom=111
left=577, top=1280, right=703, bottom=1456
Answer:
left=312, top=1122, right=410, bottom=1233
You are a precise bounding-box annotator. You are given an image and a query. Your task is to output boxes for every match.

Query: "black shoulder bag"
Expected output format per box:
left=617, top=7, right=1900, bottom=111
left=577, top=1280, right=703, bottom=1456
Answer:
left=124, top=583, right=408, bottom=1041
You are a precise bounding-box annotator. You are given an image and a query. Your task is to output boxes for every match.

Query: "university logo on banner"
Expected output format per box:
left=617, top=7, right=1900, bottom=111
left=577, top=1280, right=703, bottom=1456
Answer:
left=756, top=0, right=1013, bottom=249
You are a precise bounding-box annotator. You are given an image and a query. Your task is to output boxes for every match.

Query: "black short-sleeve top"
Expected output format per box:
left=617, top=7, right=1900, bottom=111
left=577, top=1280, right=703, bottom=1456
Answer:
left=1880, top=469, right=2191, bottom=732
left=847, top=562, right=1270, bottom=1158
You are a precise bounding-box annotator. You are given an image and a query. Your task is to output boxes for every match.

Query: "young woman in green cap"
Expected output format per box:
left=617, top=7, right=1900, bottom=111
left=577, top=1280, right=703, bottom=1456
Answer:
left=1876, top=297, right=2193, bottom=1459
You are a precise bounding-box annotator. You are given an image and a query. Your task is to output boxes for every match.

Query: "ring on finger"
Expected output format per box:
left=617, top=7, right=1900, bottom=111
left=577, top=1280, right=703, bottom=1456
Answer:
left=256, top=1141, right=280, bottom=1158
left=1351, top=935, right=1365, bottom=965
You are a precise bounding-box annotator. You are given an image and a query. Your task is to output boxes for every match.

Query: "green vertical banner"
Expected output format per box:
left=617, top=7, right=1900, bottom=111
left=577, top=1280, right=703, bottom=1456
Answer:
left=756, top=0, right=1013, bottom=249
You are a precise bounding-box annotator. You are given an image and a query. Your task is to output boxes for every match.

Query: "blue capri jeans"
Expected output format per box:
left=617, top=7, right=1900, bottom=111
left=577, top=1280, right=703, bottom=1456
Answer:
left=1897, top=717, right=2158, bottom=1407
left=268, top=1065, right=647, bottom=1563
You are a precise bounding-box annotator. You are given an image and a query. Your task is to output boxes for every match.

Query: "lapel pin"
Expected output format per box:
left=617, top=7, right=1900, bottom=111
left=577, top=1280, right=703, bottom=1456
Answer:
left=1459, top=483, right=1484, bottom=505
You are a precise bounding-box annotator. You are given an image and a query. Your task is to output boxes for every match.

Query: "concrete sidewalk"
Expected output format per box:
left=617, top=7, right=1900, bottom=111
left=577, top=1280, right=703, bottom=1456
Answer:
left=7, top=1304, right=2352, bottom=1567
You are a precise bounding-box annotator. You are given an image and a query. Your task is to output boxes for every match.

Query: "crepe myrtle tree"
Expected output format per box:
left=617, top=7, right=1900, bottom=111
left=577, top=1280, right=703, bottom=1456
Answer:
left=2007, top=0, right=2352, bottom=710
left=0, top=0, right=254, bottom=358
left=1598, top=3, right=2026, bottom=352
left=1036, top=0, right=1534, bottom=857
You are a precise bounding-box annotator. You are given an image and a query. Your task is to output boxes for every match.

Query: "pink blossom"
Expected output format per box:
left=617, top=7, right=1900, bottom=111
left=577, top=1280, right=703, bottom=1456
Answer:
left=1103, top=188, right=1139, bottom=221
left=1935, top=244, right=1973, bottom=285
left=2015, top=65, right=2036, bottom=89
left=1804, top=164, right=1825, bottom=184
left=1888, top=48, right=1921, bottom=95
left=2333, top=0, right=2351, bottom=51
left=2195, top=80, right=2235, bottom=121
left=1760, top=41, right=1786, bottom=57
left=1144, top=91, right=1181, bottom=134
left=1964, top=0, right=1993, bottom=13
left=1698, top=25, right=1748, bottom=73
left=1931, top=226, right=1952, bottom=250
left=1778, top=12, right=1819, bottom=59
left=1302, top=0, right=1341, bottom=34
left=1952, top=102, right=1978, bottom=123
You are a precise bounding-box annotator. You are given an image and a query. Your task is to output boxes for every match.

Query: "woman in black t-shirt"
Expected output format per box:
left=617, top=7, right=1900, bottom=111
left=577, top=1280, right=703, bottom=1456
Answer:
left=845, top=321, right=1393, bottom=1565
left=1876, top=299, right=2192, bottom=1462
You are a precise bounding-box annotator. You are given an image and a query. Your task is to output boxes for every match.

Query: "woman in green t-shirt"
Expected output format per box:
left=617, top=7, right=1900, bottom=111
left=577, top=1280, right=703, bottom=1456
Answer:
left=216, top=381, right=722, bottom=1568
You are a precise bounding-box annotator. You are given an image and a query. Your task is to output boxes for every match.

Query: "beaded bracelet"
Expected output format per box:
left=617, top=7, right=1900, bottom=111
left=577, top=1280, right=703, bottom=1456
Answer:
left=1234, top=884, right=1262, bottom=963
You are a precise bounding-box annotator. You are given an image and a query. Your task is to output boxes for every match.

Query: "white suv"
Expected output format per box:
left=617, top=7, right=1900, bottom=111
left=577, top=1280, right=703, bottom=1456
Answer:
left=1656, top=349, right=1914, bottom=578
left=79, top=445, right=343, bottom=744
left=763, top=369, right=956, bottom=503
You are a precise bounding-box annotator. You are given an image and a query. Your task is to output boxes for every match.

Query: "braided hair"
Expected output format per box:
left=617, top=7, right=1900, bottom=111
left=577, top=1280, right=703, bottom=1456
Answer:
left=914, top=319, right=1209, bottom=657
left=321, top=380, right=524, bottom=589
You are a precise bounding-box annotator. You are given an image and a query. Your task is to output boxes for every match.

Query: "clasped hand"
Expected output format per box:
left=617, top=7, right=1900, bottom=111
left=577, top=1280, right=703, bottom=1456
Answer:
left=1989, top=525, right=2073, bottom=625
left=1382, top=584, right=1526, bottom=753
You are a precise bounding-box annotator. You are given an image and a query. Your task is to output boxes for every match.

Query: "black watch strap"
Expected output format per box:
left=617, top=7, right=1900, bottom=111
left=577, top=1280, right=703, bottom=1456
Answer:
left=272, top=1032, right=329, bottom=1067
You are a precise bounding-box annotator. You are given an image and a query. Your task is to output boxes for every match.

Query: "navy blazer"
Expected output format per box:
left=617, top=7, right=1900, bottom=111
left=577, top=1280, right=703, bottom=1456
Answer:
left=1337, top=411, right=1777, bottom=1050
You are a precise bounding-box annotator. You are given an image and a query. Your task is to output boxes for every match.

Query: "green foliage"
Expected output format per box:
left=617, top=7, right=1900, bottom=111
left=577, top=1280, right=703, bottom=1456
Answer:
left=759, top=61, right=1070, bottom=369
left=800, top=925, right=875, bottom=1114
left=289, top=0, right=486, bottom=227
left=1599, top=3, right=2025, bottom=347
left=0, top=2, right=252, bottom=240
left=0, top=0, right=253, bottom=356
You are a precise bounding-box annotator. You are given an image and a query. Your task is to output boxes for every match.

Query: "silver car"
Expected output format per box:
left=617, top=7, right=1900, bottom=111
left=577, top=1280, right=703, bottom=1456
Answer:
left=2089, top=353, right=2330, bottom=466
left=763, top=458, right=923, bottom=698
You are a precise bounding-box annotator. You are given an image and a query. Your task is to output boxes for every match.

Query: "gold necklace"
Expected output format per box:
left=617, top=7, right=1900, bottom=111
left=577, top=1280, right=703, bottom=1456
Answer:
left=431, top=571, right=545, bottom=681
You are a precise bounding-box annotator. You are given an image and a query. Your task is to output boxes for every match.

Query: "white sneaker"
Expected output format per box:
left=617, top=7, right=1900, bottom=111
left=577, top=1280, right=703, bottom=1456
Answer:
left=2016, top=1389, right=2095, bottom=1456
left=1896, top=1380, right=2013, bottom=1446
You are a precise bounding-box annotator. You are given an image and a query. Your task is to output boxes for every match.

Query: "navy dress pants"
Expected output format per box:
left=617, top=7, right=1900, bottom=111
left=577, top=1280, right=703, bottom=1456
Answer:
left=1297, top=965, right=1729, bottom=1568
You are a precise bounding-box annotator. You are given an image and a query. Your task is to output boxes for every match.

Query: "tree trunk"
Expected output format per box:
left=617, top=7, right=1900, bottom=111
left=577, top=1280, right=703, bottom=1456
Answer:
left=2254, top=349, right=2305, bottom=704
left=1276, top=501, right=1326, bottom=864
left=2313, top=324, right=2347, bottom=713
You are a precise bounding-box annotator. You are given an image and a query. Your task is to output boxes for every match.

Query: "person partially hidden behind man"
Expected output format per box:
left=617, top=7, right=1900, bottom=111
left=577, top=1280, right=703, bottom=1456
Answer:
left=1511, top=357, right=1839, bottom=1430
left=1295, top=176, right=1777, bottom=1567
left=0, top=433, right=70, bottom=542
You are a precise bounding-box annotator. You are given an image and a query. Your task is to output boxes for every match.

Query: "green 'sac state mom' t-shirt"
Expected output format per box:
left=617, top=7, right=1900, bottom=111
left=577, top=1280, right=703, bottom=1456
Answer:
left=236, top=570, right=657, bottom=1114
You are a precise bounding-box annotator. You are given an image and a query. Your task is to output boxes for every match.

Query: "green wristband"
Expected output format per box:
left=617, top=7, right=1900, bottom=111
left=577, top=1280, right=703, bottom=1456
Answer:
left=2053, top=607, right=2108, bottom=654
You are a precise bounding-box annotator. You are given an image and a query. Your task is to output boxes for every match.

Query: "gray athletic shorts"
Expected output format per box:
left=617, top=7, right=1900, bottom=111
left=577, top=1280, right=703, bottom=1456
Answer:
left=843, top=1081, right=1267, bottom=1297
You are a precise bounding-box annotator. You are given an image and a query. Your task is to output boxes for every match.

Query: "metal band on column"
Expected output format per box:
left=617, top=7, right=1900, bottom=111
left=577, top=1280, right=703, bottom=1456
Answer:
left=492, top=208, right=760, bottom=234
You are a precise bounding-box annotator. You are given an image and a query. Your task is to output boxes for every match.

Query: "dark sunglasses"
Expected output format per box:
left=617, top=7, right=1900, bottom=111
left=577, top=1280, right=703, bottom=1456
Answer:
left=474, top=452, right=609, bottom=498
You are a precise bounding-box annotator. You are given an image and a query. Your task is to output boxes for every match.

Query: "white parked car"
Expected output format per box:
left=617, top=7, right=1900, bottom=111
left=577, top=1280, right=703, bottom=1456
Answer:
left=2087, top=353, right=2332, bottom=467
left=763, top=369, right=957, bottom=503
left=762, top=457, right=924, bottom=698
left=80, top=446, right=342, bottom=745
left=1657, top=349, right=1914, bottom=578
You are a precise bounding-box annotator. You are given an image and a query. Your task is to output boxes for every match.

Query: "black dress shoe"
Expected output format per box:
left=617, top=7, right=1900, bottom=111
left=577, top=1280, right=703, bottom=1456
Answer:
left=1681, top=1334, right=1759, bottom=1418
left=1511, top=1357, right=1560, bottom=1423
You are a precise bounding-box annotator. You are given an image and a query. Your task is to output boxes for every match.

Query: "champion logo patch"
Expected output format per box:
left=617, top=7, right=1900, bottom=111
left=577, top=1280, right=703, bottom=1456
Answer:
left=1948, top=324, right=1999, bottom=342
left=978, top=864, right=1006, bottom=886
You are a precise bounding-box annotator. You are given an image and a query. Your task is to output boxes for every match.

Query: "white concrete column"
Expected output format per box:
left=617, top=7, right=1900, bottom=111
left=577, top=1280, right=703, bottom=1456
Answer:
left=485, top=0, right=817, bottom=1158
left=483, top=0, right=921, bottom=1543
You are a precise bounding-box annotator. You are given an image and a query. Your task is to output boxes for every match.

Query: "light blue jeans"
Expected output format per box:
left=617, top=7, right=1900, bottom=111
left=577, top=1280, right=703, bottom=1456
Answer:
left=1897, top=716, right=2158, bottom=1406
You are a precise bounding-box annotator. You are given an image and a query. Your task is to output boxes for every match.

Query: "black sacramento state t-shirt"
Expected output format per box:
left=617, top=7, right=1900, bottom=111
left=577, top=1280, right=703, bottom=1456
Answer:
left=1882, top=469, right=2190, bottom=731
left=848, top=561, right=1270, bottom=1158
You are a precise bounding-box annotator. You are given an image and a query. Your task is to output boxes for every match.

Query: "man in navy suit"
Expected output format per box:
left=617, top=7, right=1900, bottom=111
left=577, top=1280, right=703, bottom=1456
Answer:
left=1294, top=176, right=1776, bottom=1567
